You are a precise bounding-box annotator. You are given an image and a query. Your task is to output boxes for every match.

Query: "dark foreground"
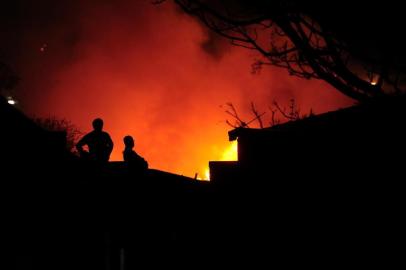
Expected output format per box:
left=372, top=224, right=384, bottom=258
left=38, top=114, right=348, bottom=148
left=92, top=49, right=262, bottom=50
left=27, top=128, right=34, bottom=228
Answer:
left=1, top=96, right=405, bottom=268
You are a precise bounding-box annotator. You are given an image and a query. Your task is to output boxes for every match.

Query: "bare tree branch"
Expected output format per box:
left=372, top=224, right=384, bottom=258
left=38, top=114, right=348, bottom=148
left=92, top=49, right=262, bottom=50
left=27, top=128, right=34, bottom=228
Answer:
left=165, top=0, right=406, bottom=101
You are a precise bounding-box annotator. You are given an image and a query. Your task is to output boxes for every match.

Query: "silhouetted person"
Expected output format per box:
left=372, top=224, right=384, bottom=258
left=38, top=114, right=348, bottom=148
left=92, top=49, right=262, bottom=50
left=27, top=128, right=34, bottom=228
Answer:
left=123, top=135, right=148, bottom=172
left=76, top=118, right=113, bottom=163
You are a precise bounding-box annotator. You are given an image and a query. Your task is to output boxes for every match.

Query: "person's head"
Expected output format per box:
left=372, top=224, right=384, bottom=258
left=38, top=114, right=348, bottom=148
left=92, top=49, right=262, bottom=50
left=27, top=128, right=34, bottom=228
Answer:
left=92, top=118, right=103, bottom=131
left=123, top=135, right=134, bottom=149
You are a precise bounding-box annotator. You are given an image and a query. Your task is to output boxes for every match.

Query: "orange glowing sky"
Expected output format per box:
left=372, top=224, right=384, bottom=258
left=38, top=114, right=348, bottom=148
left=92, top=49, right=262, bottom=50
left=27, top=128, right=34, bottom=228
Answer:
left=8, top=1, right=353, bottom=178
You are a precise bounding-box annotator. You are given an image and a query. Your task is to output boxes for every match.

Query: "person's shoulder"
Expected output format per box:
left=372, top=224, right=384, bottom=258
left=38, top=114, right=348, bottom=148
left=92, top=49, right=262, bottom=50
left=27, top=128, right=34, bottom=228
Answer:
left=81, top=131, right=94, bottom=140
left=123, top=148, right=133, bottom=155
left=123, top=149, right=132, bottom=159
left=101, top=131, right=112, bottom=137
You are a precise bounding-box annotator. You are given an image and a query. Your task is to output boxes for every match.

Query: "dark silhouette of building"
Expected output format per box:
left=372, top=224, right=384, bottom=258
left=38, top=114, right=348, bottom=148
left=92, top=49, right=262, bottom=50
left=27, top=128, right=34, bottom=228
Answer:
left=2, top=95, right=405, bottom=269
left=76, top=118, right=114, bottom=163
left=210, top=97, right=406, bottom=184
left=208, top=97, right=406, bottom=267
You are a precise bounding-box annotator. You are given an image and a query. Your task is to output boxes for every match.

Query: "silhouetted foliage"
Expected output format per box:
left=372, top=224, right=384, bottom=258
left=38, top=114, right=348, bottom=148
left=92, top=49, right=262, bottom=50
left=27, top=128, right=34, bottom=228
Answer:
left=271, top=99, right=300, bottom=122
left=224, top=102, right=249, bottom=128
left=161, top=0, right=406, bottom=101
left=224, top=102, right=268, bottom=128
left=34, top=117, right=83, bottom=153
left=250, top=102, right=264, bottom=128
left=224, top=99, right=313, bottom=128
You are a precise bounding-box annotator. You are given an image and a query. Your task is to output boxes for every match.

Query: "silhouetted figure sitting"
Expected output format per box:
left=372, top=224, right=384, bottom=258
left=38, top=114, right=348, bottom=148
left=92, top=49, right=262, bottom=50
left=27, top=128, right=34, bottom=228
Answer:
left=123, top=135, right=148, bottom=173
left=76, top=118, right=113, bottom=163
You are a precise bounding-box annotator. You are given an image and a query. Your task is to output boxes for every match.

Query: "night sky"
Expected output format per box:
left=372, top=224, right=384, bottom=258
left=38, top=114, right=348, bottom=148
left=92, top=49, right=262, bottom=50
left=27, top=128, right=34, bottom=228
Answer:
left=1, top=0, right=353, bottom=178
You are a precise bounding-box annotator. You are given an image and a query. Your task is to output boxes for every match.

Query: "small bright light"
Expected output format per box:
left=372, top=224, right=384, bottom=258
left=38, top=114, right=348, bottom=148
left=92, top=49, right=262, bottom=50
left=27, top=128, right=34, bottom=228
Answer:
left=7, top=99, right=16, bottom=105
left=371, top=81, right=377, bottom=86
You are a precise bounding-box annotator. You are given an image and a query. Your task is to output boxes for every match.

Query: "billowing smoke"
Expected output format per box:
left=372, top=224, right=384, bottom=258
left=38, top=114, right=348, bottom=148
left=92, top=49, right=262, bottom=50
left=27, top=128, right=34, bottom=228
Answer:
left=5, top=0, right=352, bottom=177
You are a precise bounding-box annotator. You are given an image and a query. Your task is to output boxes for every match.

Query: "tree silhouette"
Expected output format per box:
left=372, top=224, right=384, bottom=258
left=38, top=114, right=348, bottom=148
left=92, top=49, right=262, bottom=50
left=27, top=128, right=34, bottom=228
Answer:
left=224, top=99, right=313, bottom=129
left=34, top=117, right=83, bottom=153
left=162, top=0, right=406, bottom=101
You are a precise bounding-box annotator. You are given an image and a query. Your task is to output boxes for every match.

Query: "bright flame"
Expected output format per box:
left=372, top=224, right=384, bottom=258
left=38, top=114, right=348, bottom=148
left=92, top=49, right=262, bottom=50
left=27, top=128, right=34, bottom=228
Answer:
left=204, top=168, right=210, bottom=181
left=371, top=81, right=377, bottom=86
left=201, top=140, right=238, bottom=181
left=220, top=141, right=238, bottom=161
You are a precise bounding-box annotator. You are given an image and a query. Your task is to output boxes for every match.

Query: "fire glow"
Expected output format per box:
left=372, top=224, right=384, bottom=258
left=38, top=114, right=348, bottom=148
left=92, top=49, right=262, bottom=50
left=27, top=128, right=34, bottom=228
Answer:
left=202, top=140, right=238, bottom=180
left=12, top=1, right=353, bottom=178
